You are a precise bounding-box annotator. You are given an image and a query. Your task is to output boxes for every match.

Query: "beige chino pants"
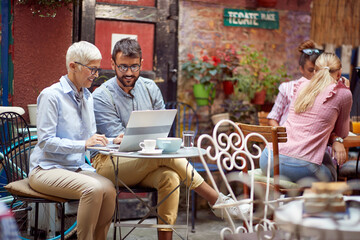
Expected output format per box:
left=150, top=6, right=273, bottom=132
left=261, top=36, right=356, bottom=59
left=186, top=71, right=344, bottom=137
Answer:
left=92, top=154, right=204, bottom=231
left=29, top=167, right=116, bottom=240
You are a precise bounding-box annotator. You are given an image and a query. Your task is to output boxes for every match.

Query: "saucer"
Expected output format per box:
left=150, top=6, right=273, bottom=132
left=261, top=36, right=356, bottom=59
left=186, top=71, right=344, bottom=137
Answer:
left=106, top=144, right=119, bottom=149
left=138, top=149, right=163, bottom=155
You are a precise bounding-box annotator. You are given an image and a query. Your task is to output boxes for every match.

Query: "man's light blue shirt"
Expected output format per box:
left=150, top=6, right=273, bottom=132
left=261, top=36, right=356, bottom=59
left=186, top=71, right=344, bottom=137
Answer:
left=92, top=76, right=165, bottom=138
left=29, top=76, right=96, bottom=173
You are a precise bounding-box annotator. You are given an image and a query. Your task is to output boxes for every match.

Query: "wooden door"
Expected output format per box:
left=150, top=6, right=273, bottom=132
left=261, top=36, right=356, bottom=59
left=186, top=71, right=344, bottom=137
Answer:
left=75, top=0, right=178, bottom=102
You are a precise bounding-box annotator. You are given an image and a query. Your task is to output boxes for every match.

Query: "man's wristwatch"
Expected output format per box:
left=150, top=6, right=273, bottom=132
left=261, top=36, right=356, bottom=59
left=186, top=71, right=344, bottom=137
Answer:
left=334, top=137, right=344, bottom=143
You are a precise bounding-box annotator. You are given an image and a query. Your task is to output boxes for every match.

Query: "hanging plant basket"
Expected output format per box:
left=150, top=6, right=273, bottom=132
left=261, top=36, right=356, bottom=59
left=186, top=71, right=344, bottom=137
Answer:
left=193, top=83, right=216, bottom=106
left=222, top=80, right=235, bottom=95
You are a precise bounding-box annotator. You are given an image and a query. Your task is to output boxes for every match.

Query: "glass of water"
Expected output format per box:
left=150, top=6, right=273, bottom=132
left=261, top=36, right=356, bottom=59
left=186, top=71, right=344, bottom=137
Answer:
left=182, top=130, right=195, bottom=149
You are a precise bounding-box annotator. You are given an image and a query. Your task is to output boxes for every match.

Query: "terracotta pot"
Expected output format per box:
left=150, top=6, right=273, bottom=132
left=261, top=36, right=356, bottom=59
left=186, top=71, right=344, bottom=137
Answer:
left=251, top=89, right=266, bottom=105
left=222, top=80, right=234, bottom=95
left=257, top=0, right=277, bottom=8
left=261, top=102, right=274, bottom=112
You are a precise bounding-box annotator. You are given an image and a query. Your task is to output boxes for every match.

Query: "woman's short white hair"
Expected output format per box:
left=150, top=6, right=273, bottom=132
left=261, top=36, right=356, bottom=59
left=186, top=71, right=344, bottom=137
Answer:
left=66, top=41, right=102, bottom=71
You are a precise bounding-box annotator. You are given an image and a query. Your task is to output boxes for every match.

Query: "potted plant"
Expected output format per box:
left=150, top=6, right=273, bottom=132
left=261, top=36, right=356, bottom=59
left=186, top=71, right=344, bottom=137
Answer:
left=222, top=94, right=257, bottom=124
left=215, top=45, right=240, bottom=95
left=232, top=45, right=290, bottom=106
left=27, top=104, right=37, bottom=126
left=27, top=85, right=42, bottom=126
left=181, top=53, right=220, bottom=106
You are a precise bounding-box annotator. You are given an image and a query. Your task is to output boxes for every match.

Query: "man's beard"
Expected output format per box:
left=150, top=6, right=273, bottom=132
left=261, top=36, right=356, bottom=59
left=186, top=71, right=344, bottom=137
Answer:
left=115, top=71, right=139, bottom=88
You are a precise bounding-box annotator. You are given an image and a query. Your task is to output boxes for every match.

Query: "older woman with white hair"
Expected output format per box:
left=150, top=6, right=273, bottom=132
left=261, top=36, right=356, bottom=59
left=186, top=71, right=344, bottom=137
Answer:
left=28, top=41, right=116, bottom=240
left=260, top=52, right=352, bottom=182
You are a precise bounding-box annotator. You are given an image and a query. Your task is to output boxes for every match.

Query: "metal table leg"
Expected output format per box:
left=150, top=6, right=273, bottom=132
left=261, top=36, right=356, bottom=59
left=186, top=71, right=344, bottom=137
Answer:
left=110, top=153, right=193, bottom=240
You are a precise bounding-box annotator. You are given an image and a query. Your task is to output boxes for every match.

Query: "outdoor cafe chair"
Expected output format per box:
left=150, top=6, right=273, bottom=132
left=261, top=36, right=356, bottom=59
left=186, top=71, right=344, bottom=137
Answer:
left=165, top=101, right=219, bottom=232
left=196, top=119, right=283, bottom=239
left=236, top=122, right=303, bottom=197
left=0, top=111, right=76, bottom=240
left=257, top=111, right=270, bottom=126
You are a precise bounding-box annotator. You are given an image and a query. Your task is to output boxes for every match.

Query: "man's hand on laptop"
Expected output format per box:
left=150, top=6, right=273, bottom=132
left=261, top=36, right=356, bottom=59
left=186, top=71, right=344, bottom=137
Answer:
left=85, top=134, right=109, bottom=149
left=113, top=133, right=124, bottom=144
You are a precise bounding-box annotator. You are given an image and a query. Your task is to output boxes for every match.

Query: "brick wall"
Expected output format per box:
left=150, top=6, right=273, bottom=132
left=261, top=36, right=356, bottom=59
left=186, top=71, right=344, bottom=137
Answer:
left=178, top=0, right=312, bottom=130
left=13, top=5, right=73, bottom=123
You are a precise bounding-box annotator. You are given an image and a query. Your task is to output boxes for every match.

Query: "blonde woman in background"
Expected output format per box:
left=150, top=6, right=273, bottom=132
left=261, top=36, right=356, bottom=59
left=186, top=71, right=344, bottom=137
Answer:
left=260, top=53, right=352, bottom=182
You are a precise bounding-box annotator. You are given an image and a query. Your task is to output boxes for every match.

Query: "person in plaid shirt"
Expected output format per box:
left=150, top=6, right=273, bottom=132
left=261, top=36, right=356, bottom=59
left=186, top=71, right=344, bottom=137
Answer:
left=261, top=53, right=352, bottom=182
left=267, top=40, right=322, bottom=126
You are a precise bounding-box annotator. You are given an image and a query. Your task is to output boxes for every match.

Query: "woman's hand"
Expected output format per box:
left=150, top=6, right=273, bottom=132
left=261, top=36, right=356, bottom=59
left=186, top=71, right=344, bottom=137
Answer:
left=341, top=76, right=350, bottom=88
left=85, top=134, right=108, bottom=149
left=113, top=133, right=124, bottom=144
left=332, top=142, right=347, bottom=165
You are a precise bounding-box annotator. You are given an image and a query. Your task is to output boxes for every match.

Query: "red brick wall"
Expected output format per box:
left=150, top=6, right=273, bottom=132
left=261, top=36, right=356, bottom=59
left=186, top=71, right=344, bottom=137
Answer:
left=185, top=0, right=311, bottom=11
left=13, top=5, right=73, bottom=122
left=179, top=0, right=312, bottom=113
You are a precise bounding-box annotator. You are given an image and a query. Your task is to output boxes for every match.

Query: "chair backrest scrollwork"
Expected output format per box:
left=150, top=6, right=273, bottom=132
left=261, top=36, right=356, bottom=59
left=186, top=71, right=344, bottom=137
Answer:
left=197, top=119, right=276, bottom=239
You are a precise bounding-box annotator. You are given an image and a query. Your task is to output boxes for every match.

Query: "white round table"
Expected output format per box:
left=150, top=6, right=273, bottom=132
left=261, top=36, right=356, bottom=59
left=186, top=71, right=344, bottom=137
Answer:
left=99, top=147, right=205, bottom=159
left=97, top=147, right=206, bottom=239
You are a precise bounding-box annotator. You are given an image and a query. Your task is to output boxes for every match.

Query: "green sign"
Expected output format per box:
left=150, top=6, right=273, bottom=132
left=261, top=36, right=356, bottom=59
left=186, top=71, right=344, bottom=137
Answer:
left=224, top=8, right=279, bottom=29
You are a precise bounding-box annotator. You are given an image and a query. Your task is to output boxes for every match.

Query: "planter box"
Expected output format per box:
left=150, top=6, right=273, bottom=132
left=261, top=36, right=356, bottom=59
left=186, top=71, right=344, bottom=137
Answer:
left=211, top=113, right=230, bottom=132
left=27, top=104, right=37, bottom=126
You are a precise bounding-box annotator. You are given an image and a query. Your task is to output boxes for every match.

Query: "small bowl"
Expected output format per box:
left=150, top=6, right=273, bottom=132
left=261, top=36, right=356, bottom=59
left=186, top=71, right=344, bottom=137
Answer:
left=156, top=137, right=182, bottom=153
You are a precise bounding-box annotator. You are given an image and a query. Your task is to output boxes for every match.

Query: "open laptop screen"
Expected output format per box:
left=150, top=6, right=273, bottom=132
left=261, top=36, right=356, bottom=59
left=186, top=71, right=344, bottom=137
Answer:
left=117, top=109, right=177, bottom=152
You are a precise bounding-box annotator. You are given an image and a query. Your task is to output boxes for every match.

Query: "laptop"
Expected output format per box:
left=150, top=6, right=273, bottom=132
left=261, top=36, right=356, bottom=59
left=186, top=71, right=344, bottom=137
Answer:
left=117, top=109, right=177, bottom=152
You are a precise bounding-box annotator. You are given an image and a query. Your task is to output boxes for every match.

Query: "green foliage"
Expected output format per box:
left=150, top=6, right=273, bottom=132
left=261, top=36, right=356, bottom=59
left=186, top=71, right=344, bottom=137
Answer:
left=262, top=65, right=290, bottom=102
left=182, top=46, right=241, bottom=87
left=222, top=95, right=257, bottom=124
left=181, top=54, right=221, bottom=86
left=232, top=45, right=291, bottom=103
left=215, top=45, right=240, bottom=80
left=17, top=0, right=74, bottom=17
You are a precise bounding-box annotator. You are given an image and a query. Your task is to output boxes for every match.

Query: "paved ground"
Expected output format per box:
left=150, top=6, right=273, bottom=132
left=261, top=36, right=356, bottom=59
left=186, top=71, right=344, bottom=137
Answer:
left=107, top=208, right=228, bottom=240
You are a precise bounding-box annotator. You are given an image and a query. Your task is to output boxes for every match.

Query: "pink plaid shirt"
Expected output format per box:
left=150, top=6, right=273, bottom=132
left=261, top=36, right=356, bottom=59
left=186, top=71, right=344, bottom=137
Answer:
left=267, top=77, right=309, bottom=125
left=278, top=80, right=352, bottom=165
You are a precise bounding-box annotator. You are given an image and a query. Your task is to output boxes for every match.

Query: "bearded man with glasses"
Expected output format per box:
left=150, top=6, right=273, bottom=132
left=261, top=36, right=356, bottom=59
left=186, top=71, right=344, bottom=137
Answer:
left=91, top=38, right=246, bottom=240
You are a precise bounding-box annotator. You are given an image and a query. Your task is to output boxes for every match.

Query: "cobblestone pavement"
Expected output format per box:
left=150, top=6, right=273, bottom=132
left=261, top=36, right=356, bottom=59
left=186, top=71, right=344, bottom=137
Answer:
left=107, top=208, right=227, bottom=240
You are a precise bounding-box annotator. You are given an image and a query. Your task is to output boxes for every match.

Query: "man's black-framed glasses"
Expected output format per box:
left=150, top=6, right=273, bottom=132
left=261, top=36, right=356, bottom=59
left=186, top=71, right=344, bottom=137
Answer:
left=302, top=48, right=324, bottom=56
left=116, top=64, right=141, bottom=73
left=356, top=67, right=360, bottom=78
left=75, top=62, right=101, bottom=75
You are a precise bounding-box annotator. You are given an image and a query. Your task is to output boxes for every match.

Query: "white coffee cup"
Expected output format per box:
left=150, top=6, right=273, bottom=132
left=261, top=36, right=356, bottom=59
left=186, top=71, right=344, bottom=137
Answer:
left=139, top=139, right=156, bottom=152
left=156, top=137, right=182, bottom=153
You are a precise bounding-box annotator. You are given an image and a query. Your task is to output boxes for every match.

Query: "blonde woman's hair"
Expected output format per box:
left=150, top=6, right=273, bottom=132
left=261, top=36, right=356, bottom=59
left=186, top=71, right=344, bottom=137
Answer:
left=294, top=52, right=341, bottom=113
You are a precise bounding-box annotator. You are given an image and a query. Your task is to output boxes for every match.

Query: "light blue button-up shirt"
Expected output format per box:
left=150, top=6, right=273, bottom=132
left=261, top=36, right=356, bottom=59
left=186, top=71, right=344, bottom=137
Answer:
left=29, top=76, right=96, bottom=173
left=92, top=76, right=165, bottom=138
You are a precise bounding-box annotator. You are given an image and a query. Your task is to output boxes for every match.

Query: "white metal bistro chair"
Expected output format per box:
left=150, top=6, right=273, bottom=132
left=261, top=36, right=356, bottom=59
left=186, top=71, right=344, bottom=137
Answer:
left=196, top=119, right=279, bottom=240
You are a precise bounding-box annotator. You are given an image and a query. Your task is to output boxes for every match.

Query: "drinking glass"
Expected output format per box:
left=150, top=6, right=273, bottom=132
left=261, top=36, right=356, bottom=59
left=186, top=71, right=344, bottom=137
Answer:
left=352, top=116, right=360, bottom=134
left=182, top=131, right=195, bottom=149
